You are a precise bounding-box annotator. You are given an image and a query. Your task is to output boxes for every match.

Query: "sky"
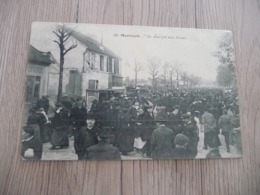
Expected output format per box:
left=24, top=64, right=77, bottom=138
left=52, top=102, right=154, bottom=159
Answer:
left=30, top=22, right=232, bottom=82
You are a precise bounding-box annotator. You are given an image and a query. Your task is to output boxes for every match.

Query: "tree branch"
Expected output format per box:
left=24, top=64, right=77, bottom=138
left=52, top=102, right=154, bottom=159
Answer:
left=63, top=34, right=72, bottom=43
left=63, top=44, right=77, bottom=55
left=53, top=40, right=60, bottom=46
left=58, top=28, right=63, bottom=34
left=53, top=31, right=60, bottom=38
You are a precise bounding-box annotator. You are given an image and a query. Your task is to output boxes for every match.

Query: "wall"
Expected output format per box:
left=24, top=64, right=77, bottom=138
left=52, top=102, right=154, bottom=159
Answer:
left=82, top=69, right=110, bottom=92
left=26, top=63, right=48, bottom=99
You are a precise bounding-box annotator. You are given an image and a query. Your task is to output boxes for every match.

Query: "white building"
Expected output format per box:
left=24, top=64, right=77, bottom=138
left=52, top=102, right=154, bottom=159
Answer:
left=27, top=28, right=124, bottom=109
left=49, top=27, right=124, bottom=108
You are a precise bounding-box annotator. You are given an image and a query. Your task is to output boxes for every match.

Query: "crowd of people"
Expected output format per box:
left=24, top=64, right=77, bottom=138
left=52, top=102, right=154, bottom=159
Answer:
left=21, top=87, right=242, bottom=160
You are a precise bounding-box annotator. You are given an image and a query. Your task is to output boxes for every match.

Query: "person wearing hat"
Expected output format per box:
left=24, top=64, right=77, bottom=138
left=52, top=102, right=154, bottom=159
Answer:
left=127, top=101, right=139, bottom=137
left=172, top=134, right=189, bottom=159
left=50, top=103, right=70, bottom=150
left=182, top=113, right=199, bottom=158
left=70, top=97, right=87, bottom=134
left=201, top=108, right=217, bottom=150
left=218, top=109, right=232, bottom=152
left=37, top=107, right=51, bottom=143
left=137, top=106, right=156, bottom=157
left=150, top=111, right=175, bottom=159
left=83, top=131, right=121, bottom=160
left=167, top=105, right=182, bottom=139
left=74, top=112, right=101, bottom=160
left=117, top=107, right=135, bottom=155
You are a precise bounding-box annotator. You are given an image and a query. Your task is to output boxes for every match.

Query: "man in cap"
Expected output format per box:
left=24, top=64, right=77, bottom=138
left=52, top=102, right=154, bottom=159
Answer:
left=74, top=112, right=101, bottom=160
left=84, top=131, right=121, bottom=160
left=182, top=113, right=199, bottom=158
left=150, top=111, right=175, bottom=159
left=172, top=134, right=189, bottom=159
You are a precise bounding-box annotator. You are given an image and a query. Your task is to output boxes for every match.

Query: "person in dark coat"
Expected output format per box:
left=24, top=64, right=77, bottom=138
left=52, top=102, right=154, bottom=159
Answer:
left=172, top=134, right=189, bottom=159
left=127, top=101, right=139, bottom=137
left=218, top=109, right=232, bottom=152
left=27, top=107, right=42, bottom=141
left=182, top=114, right=199, bottom=158
left=167, top=105, right=182, bottom=138
left=108, top=103, right=121, bottom=146
left=21, top=125, right=43, bottom=160
left=150, top=111, right=175, bottom=159
left=74, top=112, right=101, bottom=160
left=84, top=131, right=121, bottom=160
left=50, top=103, right=70, bottom=150
left=70, top=98, right=87, bottom=133
left=202, top=108, right=217, bottom=150
left=137, top=106, right=155, bottom=157
left=117, top=107, right=135, bottom=155
left=37, top=107, right=51, bottom=143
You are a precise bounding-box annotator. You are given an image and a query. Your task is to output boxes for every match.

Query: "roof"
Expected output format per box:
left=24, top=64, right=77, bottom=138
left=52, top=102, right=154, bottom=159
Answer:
left=28, top=45, right=56, bottom=66
left=64, top=26, right=121, bottom=59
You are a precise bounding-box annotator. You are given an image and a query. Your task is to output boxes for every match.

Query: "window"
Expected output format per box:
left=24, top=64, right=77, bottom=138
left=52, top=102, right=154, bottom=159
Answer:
left=114, top=60, right=119, bottom=75
left=107, top=57, right=112, bottom=73
left=84, top=51, right=96, bottom=71
left=89, top=80, right=99, bottom=89
left=100, top=55, right=104, bottom=71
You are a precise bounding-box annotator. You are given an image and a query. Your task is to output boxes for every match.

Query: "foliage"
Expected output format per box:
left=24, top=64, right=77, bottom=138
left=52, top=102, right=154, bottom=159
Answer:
left=216, top=65, right=233, bottom=87
left=214, top=33, right=236, bottom=87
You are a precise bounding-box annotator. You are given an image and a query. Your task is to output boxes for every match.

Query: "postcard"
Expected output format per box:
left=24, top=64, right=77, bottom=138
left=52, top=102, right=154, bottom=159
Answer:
left=21, top=22, right=242, bottom=160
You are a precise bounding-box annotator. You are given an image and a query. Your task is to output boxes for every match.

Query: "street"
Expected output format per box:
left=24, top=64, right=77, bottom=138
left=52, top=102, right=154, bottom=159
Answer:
left=41, top=127, right=241, bottom=160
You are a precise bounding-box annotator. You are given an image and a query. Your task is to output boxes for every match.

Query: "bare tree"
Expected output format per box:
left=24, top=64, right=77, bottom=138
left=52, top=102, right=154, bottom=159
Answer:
left=168, top=63, right=175, bottom=89
left=181, top=72, right=188, bottom=87
left=148, top=58, right=160, bottom=87
left=163, top=63, right=169, bottom=88
left=167, top=62, right=182, bottom=88
left=175, top=63, right=182, bottom=88
left=53, top=24, right=77, bottom=103
left=126, top=60, right=143, bottom=87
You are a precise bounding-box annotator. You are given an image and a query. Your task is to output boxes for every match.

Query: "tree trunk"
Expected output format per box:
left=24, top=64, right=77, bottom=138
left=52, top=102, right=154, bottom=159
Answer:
left=57, top=53, right=64, bottom=103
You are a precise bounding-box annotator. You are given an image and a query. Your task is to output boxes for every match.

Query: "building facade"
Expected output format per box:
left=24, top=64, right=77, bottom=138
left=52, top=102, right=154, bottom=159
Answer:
left=49, top=27, right=124, bottom=109
left=26, top=45, right=57, bottom=106
left=27, top=28, right=123, bottom=109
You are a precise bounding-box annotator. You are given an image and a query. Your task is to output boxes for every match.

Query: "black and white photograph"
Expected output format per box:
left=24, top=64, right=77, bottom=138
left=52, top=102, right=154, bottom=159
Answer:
left=21, top=22, right=242, bottom=160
